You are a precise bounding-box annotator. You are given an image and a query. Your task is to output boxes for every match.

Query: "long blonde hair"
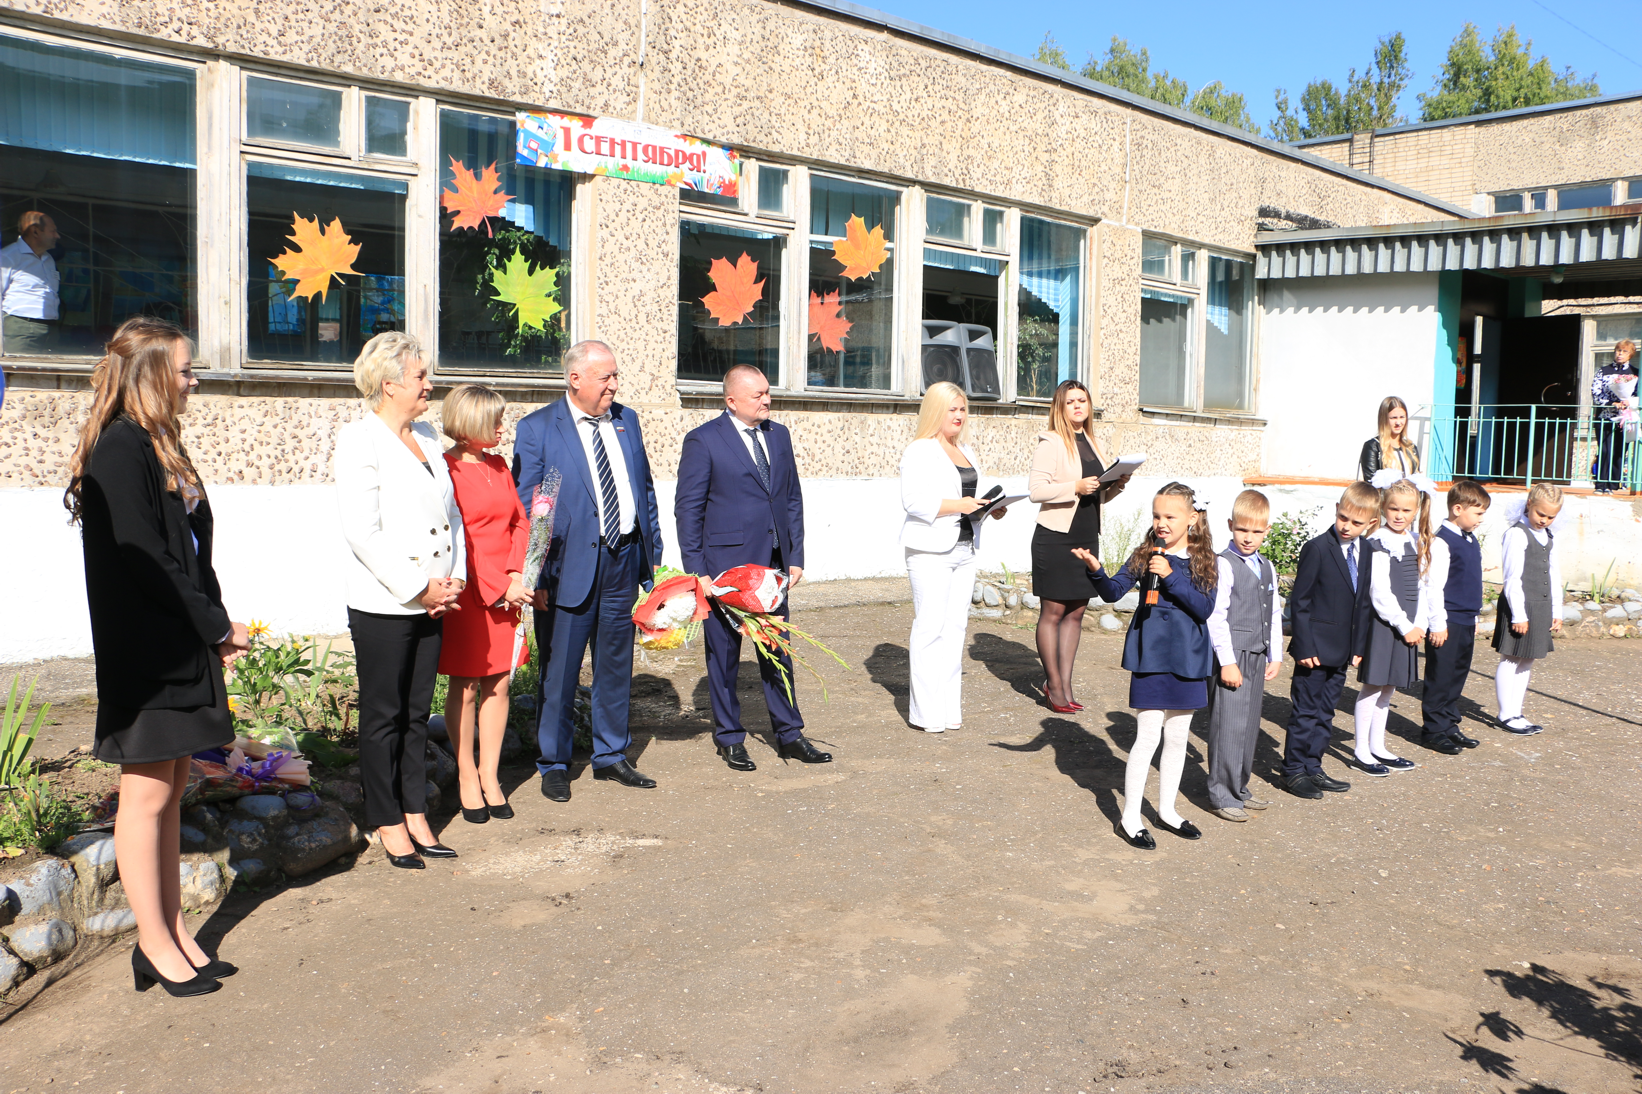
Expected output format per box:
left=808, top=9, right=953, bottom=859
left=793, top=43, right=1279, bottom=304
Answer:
left=1376, top=396, right=1419, bottom=472
left=64, top=317, right=200, bottom=525
left=1124, top=482, right=1218, bottom=591
left=1047, top=379, right=1097, bottom=456
left=914, top=381, right=970, bottom=444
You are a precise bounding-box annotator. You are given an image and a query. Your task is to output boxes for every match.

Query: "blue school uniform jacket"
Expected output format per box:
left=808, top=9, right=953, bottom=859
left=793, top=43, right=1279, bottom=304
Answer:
left=1090, top=560, right=1217, bottom=678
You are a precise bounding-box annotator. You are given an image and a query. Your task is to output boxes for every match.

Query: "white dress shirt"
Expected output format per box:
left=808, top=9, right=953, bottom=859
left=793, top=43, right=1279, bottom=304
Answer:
left=572, top=406, right=636, bottom=536
left=1207, top=552, right=1284, bottom=667
left=0, top=237, right=59, bottom=319
left=1366, top=527, right=1428, bottom=638
left=1500, top=522, right=1563, bottom=621
left=725, top=409, right=771, bottom=470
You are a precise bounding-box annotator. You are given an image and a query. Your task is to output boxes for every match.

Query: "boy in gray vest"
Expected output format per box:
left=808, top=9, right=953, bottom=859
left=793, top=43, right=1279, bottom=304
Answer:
left=1204, top=490, right=1284, bottom=822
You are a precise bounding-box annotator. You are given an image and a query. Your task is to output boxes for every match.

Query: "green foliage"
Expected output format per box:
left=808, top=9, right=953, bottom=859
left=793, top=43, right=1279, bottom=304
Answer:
left=1588, top=559, right=1619, bottom=602
left=1033, top=32, right=1258, bottom=133
left=0, top=772, right=85, bottom=853
left=1, top=676, right=49, bottom=791
left=227, top=631, right=357, bottom=741
left=1034, top=32, right=1071, bottom=73
left=1186, top=81, right=1256, bottom=133
left=1419, top=23, right=1599, bottom=121
left=1101, top=506, right=1147, bottom=576
left=1263, top=506, right=1322, bottom=576
left=1270, top=33, right=1412, bottom=140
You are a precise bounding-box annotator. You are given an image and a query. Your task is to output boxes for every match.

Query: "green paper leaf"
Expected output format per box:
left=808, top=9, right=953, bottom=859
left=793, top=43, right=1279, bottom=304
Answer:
left=489, top=252, right=562, bottom=332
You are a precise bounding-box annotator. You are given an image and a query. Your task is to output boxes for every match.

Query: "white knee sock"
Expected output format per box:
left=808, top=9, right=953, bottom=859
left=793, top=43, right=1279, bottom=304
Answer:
left=1353, top=685, right=1399, bottom=762
left=1155, top=711, right=1193, bottom=828
left=1495, top=656, right=1533, bottom=721
left=1122, top=709, right=1165, bottom=835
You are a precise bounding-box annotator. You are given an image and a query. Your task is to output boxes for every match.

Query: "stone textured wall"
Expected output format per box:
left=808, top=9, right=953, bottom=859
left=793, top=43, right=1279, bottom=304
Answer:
left=1297, top=97, right=1642, bottom=209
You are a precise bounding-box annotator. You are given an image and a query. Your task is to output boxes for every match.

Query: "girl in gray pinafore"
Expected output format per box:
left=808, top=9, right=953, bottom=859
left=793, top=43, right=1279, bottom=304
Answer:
left=1352, top=477, right=1432, bottom=775
left=1492, top=484, right=1565, bottom=734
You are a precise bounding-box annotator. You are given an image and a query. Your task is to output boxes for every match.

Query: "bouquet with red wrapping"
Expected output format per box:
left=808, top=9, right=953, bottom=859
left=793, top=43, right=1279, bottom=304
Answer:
left=632, top=569, right=712, bottom=650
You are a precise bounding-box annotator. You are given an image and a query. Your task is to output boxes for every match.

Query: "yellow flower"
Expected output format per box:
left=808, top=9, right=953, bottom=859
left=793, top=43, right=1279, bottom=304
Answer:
left=228, top=696, right=242, bottom=715
left=248, top=620, right=271, bottom=640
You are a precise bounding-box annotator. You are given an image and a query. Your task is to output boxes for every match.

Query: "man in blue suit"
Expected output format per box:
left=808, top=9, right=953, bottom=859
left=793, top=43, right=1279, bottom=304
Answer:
left=512, top=340, right=663, bottom=801
left=675, top=364, right=833, bottom=772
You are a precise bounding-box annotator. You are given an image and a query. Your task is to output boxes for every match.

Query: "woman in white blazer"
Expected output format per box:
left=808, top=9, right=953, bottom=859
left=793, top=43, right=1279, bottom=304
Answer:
left=899, top=381, right=1008, bottom=733
left=334, top=331, right=466, bottom=869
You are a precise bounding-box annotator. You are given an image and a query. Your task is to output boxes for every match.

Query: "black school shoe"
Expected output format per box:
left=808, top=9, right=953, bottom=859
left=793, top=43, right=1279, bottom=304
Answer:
left=1499, top=717, right=1544, bottom=736
left=1451, top=730, right=1480, bottom=748
left=1420, top=734, right=1463, bottom=755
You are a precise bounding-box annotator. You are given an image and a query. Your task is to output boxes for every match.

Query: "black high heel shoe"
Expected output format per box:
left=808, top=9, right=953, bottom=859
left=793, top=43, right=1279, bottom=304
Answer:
left=460, top=804, right=490, bottom=824
left=191, top=955, right=238, bottom=979
left=483, top=790, right=513, bottom=820
left=133, top=947, right=221, bottom=997
left=409, top=837, right=458, bottom=859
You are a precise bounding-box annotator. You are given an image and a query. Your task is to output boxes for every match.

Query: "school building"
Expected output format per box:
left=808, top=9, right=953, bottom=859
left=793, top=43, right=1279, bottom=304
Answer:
left=1, top=0, right=1637, bottom=661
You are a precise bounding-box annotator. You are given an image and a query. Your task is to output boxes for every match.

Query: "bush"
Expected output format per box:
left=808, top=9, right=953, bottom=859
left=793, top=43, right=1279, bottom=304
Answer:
left=227, top=625, right=358, bottom=743
left=1101, top=506, right=1147, bottom=576
left=1264, top=506, right=1322, bottom=576
left=0, top=773, right=85, bottom=853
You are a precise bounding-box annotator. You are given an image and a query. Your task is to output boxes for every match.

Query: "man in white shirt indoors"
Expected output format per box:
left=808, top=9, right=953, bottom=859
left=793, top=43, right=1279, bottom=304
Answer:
left=1, top=211, right=61, bottom=356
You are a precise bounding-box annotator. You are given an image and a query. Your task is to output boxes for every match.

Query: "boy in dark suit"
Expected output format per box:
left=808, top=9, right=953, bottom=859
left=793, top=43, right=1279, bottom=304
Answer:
left=1282, top=481, right=1379, bottom=799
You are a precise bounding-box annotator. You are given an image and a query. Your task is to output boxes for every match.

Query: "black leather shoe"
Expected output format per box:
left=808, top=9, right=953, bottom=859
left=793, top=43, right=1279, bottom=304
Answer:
left=410, top=838, right=457, bottom=859
left=1452, top=730, right=1480, bottom=749
left=486, top=801, right=514, bottom=820
left=1285, top=774, right=1324, bottom=799
left=1117, top=823, right=1156, bottom=850
left=1156, top=817, right=1202, bottom=840
left=385, top=849, right=425, bottom=870
left=593, top=759, right=657, bottom=788
left=1312, top=771, right=1351, bottom=792
left=717, top=743, right=757, bottom=771
left=190, top=956, right=237, bottom=979
left=460, top=805, right=491, bottom=824
left=1420, top=734, right=1463, bottom=755
left=541, top=770, right=571, bottom=802
left=133, top=948, right=221, bottom=997
left=778, top=736, right=832, bottom=763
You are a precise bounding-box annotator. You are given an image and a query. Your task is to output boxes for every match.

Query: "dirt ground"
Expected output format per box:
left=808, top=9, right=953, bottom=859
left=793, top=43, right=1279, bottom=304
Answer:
left=2, top=597, right=1640, bottom=1094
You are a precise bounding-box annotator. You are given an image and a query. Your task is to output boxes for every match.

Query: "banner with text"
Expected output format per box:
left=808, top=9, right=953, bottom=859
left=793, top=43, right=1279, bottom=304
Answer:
left=517, top=112, right=740, bottom=197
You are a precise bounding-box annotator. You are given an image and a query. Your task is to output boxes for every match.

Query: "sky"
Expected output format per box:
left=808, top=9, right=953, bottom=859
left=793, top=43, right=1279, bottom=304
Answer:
left=860, top=0, right=1642, bottom=132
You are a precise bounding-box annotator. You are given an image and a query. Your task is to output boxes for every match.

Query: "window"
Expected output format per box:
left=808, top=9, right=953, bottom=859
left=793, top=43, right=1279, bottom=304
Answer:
left=678, top=221, right=784, bottom=383
left=1016, top=217, right=1083, bottom=400
left=981, top=207, right=1005, bottom=251
left=1595, top=315, right=1642, bottom=344
left=1494, top=193, right=1523, bottom=214
left=808, top=175, right=897, bottom=390
left=923, top=248, right=1003, bottom=399
left=437, top=109, right=572, bottom=374
left=1629, top=180, right=1642, bottom=203
left=246, top=162, right=405, bottom=364
left=757, top=165, right=790, bottom=217
left=925, top=196, right=970, bottom=245
left=1139, top=234, right=1252, bottom=412
left=246, top=76, right=342, bottom=149
left=1558, top=183, right=1615, bottom=211
left=0, top=34, right=196, bottom=358
left=681, top=187, right=738, bottom=212
left=365, top=96, right=410, bottom=158
left=1141, top=237, right=1171, bottom=279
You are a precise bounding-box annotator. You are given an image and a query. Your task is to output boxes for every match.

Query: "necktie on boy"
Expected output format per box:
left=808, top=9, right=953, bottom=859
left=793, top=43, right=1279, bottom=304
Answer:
left=1347, top=540, right=1359, bottom=592
left=586, top=417, right=622, bottom=545
left=746, top=428, right=771, bottom=491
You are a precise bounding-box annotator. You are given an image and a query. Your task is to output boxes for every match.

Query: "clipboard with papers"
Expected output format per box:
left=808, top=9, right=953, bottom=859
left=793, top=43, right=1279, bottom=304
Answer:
left=1098, top=452, right=1146, bottom=483
left=972, top=488, right=1027, bottom=520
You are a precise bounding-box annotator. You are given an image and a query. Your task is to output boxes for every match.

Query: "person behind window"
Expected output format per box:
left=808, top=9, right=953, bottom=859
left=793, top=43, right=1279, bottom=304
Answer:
left=334, top=331, right=467, bottom=868
left=65, top=317, right=250, bottom=996
left=1592, top=339, right=1639, bottom=494
left=437, top=383, right=531, bottom=824
left=0, top=211, right=61, bottom=356
left=1358, top=396, right=1420, bottom=480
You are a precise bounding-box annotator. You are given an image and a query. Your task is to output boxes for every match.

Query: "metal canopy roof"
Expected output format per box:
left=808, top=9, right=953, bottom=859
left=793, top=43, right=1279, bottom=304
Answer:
left=1255, top=206, right=1642, bottom=279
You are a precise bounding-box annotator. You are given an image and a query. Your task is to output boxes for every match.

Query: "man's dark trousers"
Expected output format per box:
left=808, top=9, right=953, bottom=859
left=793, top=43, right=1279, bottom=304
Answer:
left=1421, top=625, right=1476, bottom=738
left=1284, top=662, right=1347, bottom=778
left=534, top=538, right=638, bottom=772
left=706, top=553, right=802, bottom=749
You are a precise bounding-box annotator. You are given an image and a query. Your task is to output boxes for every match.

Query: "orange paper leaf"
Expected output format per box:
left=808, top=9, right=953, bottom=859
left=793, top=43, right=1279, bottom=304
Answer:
left=831, top=215, right=888, bottom=280
left=442, top=158, right=509, bottom=234
left=807, top=290, right=852, bottom=353
left=270, top=214, right=360, bottom=303
left=701, top=253, right=765, bottom=327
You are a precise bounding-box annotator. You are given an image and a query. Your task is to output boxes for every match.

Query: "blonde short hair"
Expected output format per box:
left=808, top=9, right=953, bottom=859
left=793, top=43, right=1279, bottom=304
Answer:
left=914, top=381, right=969, bottom=443
left=441, top=383, right=506, bottom=446
left=1230, top=489, right=1271, bottom=526
left=354, top=331, right=423, bottom=410
left=1525, top=482, right=1564, bottom=511
left=1340, top=480, right=1381, bottom=518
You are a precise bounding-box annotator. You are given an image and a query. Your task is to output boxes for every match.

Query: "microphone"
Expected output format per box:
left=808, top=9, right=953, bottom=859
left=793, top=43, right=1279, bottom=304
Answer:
left=1140, top=531, right=1166, bottom=606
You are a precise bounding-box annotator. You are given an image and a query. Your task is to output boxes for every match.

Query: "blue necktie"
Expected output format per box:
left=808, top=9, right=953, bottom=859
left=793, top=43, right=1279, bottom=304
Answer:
left=746, top=428, right=771, bottom=491
left=1347, top=540, right=1359, bottom=592
left=585, top=417, right=622, bottom=545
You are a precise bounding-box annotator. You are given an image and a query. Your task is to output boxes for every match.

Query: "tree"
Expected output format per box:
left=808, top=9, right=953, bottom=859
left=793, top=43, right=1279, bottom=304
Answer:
left=1033, top=33, right=1256, bottom=132
left=1187, top=82, right=1256, bottom=132
left=1269, top=32, right=1412, bottom=140
left=1419, top=23, right=1599, bottom=121
left=1033, top=32, right=1071, bottom=73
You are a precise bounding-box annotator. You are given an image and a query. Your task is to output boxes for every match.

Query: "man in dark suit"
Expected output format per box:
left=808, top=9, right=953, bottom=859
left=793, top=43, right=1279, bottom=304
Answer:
left=675, top=365, right=832, bottom=772
left=512, top=340, right=664, bottom=801
left=1282, top=482, right=1379, bottom=799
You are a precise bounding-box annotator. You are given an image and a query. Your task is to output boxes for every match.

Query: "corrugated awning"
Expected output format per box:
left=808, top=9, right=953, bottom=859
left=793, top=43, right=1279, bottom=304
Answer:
left=1255, top=206, right=1642, bottom=279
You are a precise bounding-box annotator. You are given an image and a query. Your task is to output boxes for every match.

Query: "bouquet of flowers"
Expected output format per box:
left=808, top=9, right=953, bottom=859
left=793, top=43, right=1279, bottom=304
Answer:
left=521, top=467, right=563, bottom=593
left=632, top=566, right=711, bottom=650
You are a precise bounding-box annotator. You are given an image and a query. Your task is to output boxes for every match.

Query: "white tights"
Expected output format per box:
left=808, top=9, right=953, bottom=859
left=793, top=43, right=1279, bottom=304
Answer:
left=1353, top=685, right=1402, bottom=764
left=1123, top=709, right=1191, bottom=836
left=1495, top=656, right=1534, bottom=721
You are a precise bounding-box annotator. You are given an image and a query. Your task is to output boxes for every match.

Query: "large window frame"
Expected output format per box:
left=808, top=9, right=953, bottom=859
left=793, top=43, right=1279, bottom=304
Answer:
left=1138, top=233, right=1255, bottom=415
left=1492, top=178, right=1637, bottom=215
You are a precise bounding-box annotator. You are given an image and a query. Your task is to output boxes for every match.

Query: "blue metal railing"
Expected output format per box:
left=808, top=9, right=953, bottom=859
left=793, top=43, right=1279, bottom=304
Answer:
left=1411, top=404, right=1641, bottom=490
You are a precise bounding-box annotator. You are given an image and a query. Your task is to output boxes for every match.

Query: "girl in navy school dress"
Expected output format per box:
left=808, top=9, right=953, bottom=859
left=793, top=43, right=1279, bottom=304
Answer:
left=1352, top=472, right=1439, bottom=775
left=1072, top=481, right=1218, bottom=850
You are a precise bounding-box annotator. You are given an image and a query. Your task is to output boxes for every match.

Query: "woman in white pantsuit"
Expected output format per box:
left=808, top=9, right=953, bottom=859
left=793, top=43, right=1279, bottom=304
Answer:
left=899, top=381, right=1009, bottom=733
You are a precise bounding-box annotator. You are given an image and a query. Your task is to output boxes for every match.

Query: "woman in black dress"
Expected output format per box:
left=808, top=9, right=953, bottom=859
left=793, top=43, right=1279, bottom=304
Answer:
left=1028, top=381, right=1129, bottom=712
left=65, top=317, right=249, bottom=997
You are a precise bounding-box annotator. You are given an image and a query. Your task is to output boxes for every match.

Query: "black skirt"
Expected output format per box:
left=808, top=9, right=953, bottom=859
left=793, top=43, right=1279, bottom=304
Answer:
left=94, top=657, right=234, bottom=765
left=1031, top=437, right=1103, bottom=602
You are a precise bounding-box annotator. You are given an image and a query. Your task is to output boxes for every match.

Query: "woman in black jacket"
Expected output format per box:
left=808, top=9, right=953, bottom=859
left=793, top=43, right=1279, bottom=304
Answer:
left=1359, top=395, right=1421, bottom=480
left=65, top=317, right=248, bottom=997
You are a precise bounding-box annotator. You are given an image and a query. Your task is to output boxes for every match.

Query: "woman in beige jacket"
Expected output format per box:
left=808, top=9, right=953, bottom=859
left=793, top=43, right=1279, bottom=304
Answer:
left=1029, top=381, right=1128, bottom=711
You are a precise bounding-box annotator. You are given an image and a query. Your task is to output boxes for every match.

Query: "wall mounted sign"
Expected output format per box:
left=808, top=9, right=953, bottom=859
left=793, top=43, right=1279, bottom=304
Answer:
left=516, top=111, right=740, bottom=197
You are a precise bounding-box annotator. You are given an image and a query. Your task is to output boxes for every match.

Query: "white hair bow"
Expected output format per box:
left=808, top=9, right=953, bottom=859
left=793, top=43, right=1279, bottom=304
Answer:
left=1192, top=498, right=1209, bottom=512
left=1370, top=467, right=1443, bottom=501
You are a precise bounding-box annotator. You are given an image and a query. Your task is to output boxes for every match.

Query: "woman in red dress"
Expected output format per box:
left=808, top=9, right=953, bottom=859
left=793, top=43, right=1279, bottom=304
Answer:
left=438, top=384, right=531, bottom=822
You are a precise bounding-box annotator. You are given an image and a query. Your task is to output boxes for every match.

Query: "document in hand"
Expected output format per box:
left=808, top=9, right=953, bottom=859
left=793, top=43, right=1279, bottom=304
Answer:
left=1098, top=453, right=1146, bottom=483
left=974, top=493, right=1029, bottom=519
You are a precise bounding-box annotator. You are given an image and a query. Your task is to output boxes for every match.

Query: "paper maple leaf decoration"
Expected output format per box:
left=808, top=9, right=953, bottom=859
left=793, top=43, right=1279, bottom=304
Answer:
left=442, top=158, right=509, bottom=235
left=831, top=215, right=888, bottom=280
left=489, top=253, right=562, bottom=332
left=270, top=214, right=360, bottom=303
left=807, top=290, right=852, bottom=353
left=700, top=253, right=764, bottom=326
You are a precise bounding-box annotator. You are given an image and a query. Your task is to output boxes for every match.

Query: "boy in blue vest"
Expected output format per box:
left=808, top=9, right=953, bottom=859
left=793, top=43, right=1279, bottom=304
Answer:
left=1420, top=479, right=1491, bottom=754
